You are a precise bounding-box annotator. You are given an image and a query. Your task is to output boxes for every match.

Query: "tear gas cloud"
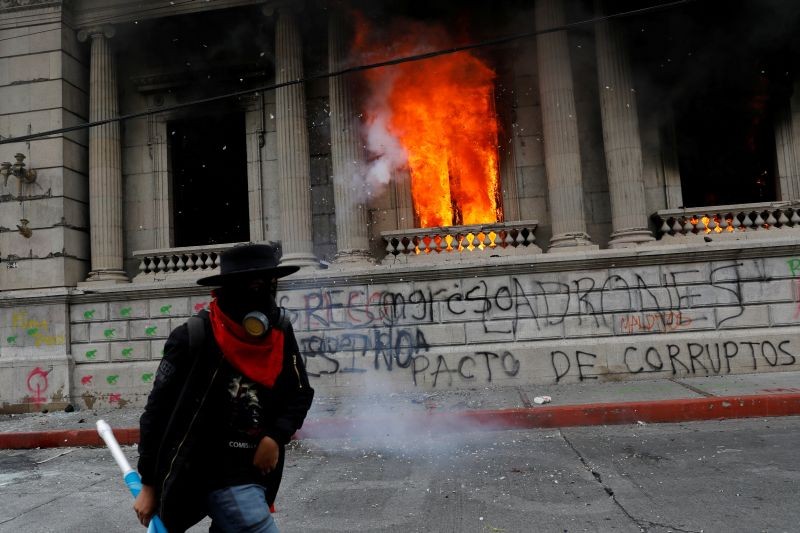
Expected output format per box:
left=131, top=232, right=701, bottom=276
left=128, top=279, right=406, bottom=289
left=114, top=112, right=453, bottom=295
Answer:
left=304, top=370, right=506, bottom=457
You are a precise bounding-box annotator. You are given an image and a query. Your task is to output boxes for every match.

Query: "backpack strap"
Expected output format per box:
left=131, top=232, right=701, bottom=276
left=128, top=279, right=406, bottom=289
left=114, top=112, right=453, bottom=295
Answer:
left=187, top=310, right=207, bottom=353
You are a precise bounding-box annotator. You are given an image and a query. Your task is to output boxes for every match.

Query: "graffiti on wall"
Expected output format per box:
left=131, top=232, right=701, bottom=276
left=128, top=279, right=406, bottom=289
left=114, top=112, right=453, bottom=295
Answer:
left=283, top=264, right=747, bottom=335
left=299, top=326, right=521, bottom=386
left=60, top=259, right=800, bottom=395
left=274, top=260, right=800, bottom=386
left=788, top=258, right=800, bottom=319
left=8, top=311, right=65, bottom=347
left=552, top=339, right=798, bottom=382
left=26, top=367, right=51, bottom=404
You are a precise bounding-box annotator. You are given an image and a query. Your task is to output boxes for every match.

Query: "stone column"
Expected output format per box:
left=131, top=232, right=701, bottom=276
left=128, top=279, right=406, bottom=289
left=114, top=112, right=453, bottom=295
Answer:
left=274, top=8, right=318, bottom=268
left=775, top=81, right=800, bottom=201
left=78, top=26, right=128, bottom=283
left=147, top=111, right=173, bottom=249
left=394, top=169, right=415, bottom=229
left=595, top=14, right=654, bottom=247
left=535, top=0, right=593, bottom=249
left=328, top=12, right=371, bottom=264
left=244, top=95, right=266, bottom=242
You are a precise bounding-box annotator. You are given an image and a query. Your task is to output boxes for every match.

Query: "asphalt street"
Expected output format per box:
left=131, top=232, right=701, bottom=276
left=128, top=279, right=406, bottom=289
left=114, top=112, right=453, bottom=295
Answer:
left=1, top=416, right=798, bottom=533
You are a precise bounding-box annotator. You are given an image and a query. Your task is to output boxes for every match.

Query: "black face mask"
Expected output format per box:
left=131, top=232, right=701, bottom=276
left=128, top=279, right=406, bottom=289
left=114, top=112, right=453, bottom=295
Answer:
left=216, top=284, right=281, bottom=337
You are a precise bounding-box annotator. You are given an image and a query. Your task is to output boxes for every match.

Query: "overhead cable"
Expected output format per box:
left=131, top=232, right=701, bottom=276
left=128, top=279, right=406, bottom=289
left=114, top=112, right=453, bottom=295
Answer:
left=0, top=0, right=694, bottom=146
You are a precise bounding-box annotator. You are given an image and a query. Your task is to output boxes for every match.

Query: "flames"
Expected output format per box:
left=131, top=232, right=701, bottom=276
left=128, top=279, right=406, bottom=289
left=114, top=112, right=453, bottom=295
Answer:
left=354, top=17, right=503, bottom=228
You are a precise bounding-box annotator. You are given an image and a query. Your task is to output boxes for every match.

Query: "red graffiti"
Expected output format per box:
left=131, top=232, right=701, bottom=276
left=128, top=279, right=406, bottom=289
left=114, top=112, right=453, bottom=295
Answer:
left=81, top=375, right=93, bottom=386
left=194, top=302, right=208, bottom=313
left=619, top=311, right=691, bottom=334
left=108, top=393, right=122, bottom=404
left=26, top=367, right=50, bottom=405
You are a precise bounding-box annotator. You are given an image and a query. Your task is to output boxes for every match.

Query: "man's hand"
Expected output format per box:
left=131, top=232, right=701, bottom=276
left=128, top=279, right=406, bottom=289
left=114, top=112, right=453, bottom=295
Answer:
left=253, top=435, right=279, bottom=475
left=133, top=484, right=157, bottom=527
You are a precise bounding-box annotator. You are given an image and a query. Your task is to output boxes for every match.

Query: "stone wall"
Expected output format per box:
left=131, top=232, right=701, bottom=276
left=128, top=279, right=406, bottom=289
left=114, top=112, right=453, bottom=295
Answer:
left=0, top=295, right=72, bottom=413
left=68, top=293, right=207, bottom=410
left=0, top=3, right=90, bottom=290
left=3, top=241, right=800, bottom=412
left=282, top=251, right=800, bottom=390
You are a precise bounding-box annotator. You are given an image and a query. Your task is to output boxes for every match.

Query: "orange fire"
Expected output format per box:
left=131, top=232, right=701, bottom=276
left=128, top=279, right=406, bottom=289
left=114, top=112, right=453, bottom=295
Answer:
left=354, top=17, right=503, bottom=228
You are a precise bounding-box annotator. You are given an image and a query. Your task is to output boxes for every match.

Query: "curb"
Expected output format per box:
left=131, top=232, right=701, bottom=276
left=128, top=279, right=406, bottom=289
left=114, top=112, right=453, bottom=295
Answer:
left=2, top=393, right=800, bottom=450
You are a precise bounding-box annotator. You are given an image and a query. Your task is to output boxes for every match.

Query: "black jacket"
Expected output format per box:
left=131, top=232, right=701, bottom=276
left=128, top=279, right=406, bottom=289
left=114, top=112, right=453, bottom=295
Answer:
left=138, top=311, right=314, bottom=532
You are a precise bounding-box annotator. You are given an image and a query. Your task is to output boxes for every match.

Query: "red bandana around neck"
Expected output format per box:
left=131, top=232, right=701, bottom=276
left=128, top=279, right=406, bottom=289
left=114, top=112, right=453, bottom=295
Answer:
left=208, top=299, right=284, bottom=388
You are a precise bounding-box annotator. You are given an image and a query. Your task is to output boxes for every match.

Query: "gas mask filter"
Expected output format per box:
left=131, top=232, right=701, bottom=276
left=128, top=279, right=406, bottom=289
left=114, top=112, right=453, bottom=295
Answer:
left=242, top=307, right=288, bottom=337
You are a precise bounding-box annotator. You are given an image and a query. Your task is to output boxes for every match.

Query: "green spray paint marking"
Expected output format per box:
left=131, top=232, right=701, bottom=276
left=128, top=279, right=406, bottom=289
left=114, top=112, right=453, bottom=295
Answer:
left=85, top=349, right=97, bottom=360
left=26, top=328, right=38, bottom=336
left=121, top=347, right=133, bottom=358
left=103, top=328, right=116, bottom=339
left=7, top=336, right=17, bottom=345
left=145, top=326, right=157, bottom=336
left=106, top=375, right=119, bottom=385
left=160, top=305, right=172, bottom=314
left=788, top=258, right=800, bottom=276
left=83, top=309, right=96, bottom=319
left=120, top=307, right=132, bottom=317
left=141, top=372, right=154, bottom=383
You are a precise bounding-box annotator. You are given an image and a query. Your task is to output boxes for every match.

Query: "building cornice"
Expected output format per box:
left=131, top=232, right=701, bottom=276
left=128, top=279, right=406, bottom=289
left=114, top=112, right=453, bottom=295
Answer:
left=71, top=0, right=267, bottom=28
left=0, top=0, right=63, bottom=12
left=3, top=238, right=800, bottom=307
left=279, top=237, right=800, bottom=291
left=0, top=0, right=67, bottom=31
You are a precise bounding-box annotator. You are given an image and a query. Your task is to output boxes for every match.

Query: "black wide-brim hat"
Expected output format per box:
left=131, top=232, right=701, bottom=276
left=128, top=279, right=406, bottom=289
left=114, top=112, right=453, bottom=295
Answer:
left=197, top=243, right=300, bottom=286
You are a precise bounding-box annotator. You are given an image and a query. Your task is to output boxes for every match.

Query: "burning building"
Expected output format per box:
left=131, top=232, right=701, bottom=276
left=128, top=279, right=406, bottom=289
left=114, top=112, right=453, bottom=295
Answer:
left=2, top=0, right=800, bottom=411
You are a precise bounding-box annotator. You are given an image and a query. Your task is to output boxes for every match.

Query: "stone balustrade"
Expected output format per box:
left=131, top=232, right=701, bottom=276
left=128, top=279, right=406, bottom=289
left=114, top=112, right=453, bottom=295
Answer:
left=381, top=220, right=540, bottom=262
left=653, top=201, right=800, bottom=240
left=132, top=243, right=243, bottom=282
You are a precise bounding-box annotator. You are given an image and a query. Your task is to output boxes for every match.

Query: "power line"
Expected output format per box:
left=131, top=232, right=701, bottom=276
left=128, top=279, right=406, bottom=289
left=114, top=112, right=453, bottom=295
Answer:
left=0, top=0, right=694, bottom=146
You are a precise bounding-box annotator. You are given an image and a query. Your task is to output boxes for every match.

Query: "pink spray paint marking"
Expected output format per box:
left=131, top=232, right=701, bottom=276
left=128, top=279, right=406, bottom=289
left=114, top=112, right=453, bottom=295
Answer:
left=108, top=393, right=122, bottom=404
left=26, top=367, right=50, bottom=405
left=81, top=375, right=93, bottom=386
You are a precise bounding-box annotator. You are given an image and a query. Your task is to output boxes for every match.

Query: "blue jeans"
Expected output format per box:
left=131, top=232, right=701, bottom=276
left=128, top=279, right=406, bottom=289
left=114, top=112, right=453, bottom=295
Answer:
left=207, top=484, right=279, bottom=533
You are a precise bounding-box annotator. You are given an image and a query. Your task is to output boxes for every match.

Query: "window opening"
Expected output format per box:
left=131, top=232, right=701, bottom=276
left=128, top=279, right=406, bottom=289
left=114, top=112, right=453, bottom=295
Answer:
left=625, top=0, right=795, bottom=208
left=170, top=113, right=249, bottom=246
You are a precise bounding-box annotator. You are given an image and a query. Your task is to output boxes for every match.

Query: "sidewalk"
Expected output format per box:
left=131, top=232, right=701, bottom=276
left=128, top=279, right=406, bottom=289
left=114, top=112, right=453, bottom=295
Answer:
left=2, top=371, right=800, bottom=449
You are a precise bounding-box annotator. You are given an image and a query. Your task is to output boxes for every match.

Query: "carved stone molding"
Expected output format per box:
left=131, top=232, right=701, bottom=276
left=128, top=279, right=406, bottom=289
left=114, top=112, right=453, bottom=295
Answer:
left=72, top=0, right=263, bottom=28
left=130, top=65, right=269, bottom=94
left=0, top=0, right=63, bottom=12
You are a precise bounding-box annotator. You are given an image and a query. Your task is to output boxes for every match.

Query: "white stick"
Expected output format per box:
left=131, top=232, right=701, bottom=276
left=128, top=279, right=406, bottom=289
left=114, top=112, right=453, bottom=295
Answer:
left=96, top=419, right=134, bottom=475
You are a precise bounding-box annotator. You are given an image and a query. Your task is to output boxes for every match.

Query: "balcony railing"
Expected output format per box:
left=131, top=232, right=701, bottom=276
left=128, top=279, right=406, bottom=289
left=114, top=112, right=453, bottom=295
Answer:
left=132, top=243, right=242, bottom=282
left=653, top=202, right=800, bottom=240
left=381, top=220, right=540, bottom=262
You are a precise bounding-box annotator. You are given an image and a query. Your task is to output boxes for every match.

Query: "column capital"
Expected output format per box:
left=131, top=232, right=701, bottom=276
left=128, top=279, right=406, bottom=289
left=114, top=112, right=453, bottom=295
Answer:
left=77, top=24, right=115, bottom=43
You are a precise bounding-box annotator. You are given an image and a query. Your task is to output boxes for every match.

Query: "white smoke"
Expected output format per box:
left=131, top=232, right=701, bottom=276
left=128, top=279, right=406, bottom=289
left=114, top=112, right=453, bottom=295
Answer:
left=357, top=69, right=409, bottom=200
left=299, top=352, right=504, bottom=458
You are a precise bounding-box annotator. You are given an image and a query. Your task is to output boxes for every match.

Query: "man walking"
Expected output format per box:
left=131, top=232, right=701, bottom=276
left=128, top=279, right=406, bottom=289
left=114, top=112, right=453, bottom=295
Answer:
left=134, top=243, right=314, bottom=532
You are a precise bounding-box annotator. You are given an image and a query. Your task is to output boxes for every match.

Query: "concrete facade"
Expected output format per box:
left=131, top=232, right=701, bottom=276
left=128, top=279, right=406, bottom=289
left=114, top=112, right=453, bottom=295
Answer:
left=2, top=0, right=800, bottom=412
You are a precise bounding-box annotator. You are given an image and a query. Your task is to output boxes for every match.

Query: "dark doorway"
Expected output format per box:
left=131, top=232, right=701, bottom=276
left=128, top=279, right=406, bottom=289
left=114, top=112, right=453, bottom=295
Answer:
left=623, top=0, right=800, bottom=208
left=674, top=75, right=777, bottom=208
left=170, top=113, right=249, bottom=246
